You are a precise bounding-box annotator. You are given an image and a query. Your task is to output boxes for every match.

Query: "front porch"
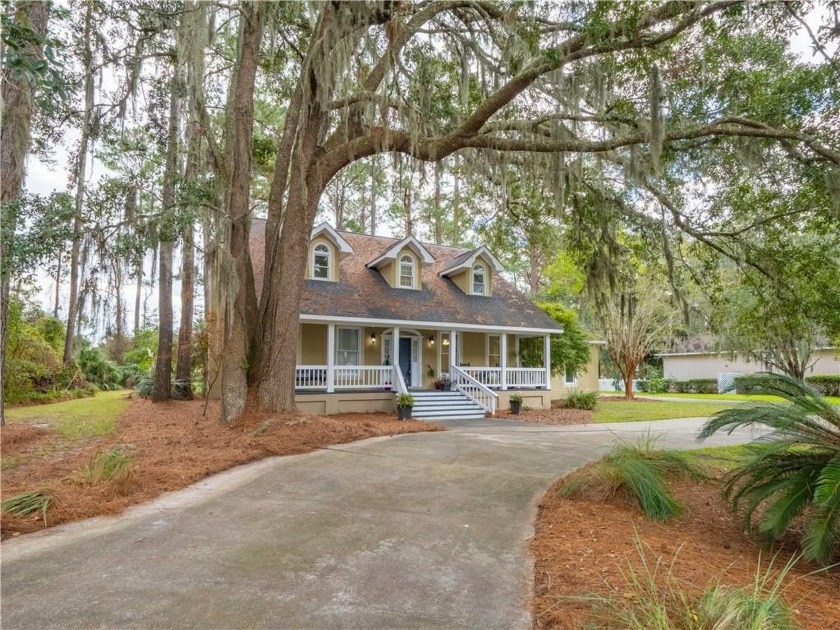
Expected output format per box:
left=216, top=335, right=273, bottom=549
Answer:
left=295, top=323, right=552, bottom=394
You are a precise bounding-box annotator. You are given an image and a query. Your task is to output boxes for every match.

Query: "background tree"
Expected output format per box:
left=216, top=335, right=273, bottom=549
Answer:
left=519, top=303, right=591, bottom=380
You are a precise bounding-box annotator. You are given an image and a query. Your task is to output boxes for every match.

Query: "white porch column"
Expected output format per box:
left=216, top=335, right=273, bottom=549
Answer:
left=500, top=333, right=508, bottom=390
left=392, top=326, right=400, bottom=385
left=543, top=333, right=551, bottom=390
left=514, top=335, right=520, bottom=367
left=327, top=324, right=336, bottom=393
left=449, top=329, right=458, bottom=371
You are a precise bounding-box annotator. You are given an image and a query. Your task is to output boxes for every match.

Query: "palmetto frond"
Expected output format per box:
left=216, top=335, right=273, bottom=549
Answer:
left=699, top=372, right=840, bottom=565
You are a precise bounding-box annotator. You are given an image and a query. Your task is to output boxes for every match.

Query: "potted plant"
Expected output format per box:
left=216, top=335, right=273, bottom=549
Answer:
left=509, top=393, right=523, bottom=415
left=434, top=372, right=452, bottom=391
left=396, top=393, right=415, bottom=420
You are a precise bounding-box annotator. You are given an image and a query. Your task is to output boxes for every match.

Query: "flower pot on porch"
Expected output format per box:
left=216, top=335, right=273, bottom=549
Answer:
left=510, top=400, right=521, bottom=414
left=397, top=405, right=413, bottom=420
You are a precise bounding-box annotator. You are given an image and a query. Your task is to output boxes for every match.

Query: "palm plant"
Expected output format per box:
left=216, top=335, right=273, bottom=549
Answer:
left=698, top=372, right=840, bottom=565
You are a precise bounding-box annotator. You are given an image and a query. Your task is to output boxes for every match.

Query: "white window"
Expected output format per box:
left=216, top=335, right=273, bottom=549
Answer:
left=399, top=254, right=415, bottom=288
left=488, top=334, right=501, bottom=367
left=312, top=243, right=331, bottom=280
left=473, top=264, right=486, bottom=295
left=565, top=371, right=577, bottom=385
left=336, top=328, right=360, bottom=365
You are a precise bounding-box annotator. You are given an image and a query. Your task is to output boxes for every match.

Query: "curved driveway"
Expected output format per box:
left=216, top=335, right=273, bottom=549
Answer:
left=1, top=417, right=763, bottom=629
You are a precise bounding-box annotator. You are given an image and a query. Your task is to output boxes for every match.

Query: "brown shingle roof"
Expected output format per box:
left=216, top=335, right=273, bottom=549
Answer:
left=250, top=219, right=560, bottom=331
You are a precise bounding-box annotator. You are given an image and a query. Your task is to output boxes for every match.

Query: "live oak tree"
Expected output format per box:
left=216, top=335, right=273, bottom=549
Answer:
left=207, top=0, right=839, bottom=422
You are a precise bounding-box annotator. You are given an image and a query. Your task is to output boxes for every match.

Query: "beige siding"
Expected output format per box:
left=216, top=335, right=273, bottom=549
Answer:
left=662, top=349, right=840, bottom=379
left=450, top=269, right=470, bottom=293
left=460, top=332, right=485, bottom=366
left=296, top=392, right=395, bottom=415
left=379, top=260, right=395, bottom=288
left=300, top=323, right=327, bottom=364
left=549, top=342, right=601, bottom=400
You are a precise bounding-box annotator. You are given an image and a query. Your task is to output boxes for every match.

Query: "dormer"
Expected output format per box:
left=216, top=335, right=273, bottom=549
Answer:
left=366, top=236, right=435, bottom=290
left=308, top=222, right=353, bottom=282
left=439, top=246, right=504, bottom=297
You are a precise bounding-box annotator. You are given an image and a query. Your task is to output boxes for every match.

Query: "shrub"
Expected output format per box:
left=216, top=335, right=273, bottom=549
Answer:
left=1, top=490, right=52, bottom=526
left=77, top=446, right=136, bottom=484
left=396, top=393, right=415, bottom=408
left=699, top=372, right=840, bottom=565
left=564, top=389, right=598, bottom=410
left=673, top=379, right=692, bottom=393
left=591, top=540, right=797, bottom=629
left=646, top=377, right=672, bottom=394
left=509, top=392, right=523, bottom=403
left=559, top=436, right=708, bottom=521
left=688, top=378, right=718, bottom=394
left=805, top=374, right=840, bottom=397
left=136, top=377, right=154, bottom=399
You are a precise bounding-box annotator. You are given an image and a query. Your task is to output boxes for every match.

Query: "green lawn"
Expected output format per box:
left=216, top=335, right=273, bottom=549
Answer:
left=4, top=390, right=131, bottom=441
left=593, top=400, right=737, bottom=423
left=640, top=392, right=840, bottom=405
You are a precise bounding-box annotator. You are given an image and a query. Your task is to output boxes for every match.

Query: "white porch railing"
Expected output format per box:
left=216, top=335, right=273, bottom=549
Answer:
left=334, top=365, right=395, bottom=390
left=451, top=365, right=498, bottom=415
left=295, top=365, right=395, bottom=391
left=460, top=367, right=502, bottom=387
left=506, top=368, right=547, bottom=389
left=295, top=365, right=328, bottom=390
left=392, top=364, right=408, bottom=395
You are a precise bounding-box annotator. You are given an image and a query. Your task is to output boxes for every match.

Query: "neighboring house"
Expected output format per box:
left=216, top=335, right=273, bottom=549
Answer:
left=659, top=349, right=840, bottom=381
left=249, top=220, right=599, bottom=418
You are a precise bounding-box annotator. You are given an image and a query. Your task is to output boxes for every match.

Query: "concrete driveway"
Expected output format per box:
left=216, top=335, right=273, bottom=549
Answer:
left=1, top=418, right=763, bottom=629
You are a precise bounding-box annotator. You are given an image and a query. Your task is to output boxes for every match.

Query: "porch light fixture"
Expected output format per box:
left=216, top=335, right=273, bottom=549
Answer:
left=442, top=337, right=450, bottom=346
left=428, top=336, right=435, bottom=346
left=370, top=332, right=376, bottom=344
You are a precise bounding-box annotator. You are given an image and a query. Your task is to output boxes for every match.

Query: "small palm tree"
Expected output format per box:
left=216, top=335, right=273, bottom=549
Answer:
left=698, top=372, right=840, bottom=565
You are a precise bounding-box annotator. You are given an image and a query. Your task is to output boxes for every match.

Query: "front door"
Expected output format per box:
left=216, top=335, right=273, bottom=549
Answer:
left=399, top=337, right=412, bottom=386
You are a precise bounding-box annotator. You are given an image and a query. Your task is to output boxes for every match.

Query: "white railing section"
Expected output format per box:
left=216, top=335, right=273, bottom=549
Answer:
left=333, top=366, right=395, bottom=390
left=392, top=364, right=408, bottom=395
left=451, top=365, right=498, bottom=415
left=506, top=368, right=547, bottom=389
left=295, top=365, right=328, bottom=390
left=461, top=367, right=502, bottom=387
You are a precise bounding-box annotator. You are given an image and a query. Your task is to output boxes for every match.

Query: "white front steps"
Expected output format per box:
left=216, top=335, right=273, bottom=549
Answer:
left=410, top=390, right=487, bottom=420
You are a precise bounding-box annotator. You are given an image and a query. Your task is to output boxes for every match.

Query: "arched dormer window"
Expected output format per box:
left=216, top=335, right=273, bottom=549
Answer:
left=399, top=254, right=415, bottom=288
left=312, top=243, right=331, bottom=280
left=473, top=264, right=486, bottom=295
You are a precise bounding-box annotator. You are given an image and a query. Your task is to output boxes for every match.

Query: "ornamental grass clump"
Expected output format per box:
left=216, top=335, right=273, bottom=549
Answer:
left=590, top=539, right=798, bottom=630
left=1, top=490, right=53, bottom=526
left=559, top=435, right=709, bottom=521
left=76, top=445, right=136, bottom=484
left=698, top=372, right=840, bottom=565
left=564, top=389, right=598, bottom=410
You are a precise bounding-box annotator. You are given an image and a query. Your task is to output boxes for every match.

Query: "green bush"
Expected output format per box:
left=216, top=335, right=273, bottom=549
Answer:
left=699, top=372, right=840, bottom=565
left=136, top=377, right=154, bottom=399
left=688, top=378, right=718, bottom=394
left=78, top=347, right=122, bottom=390
left=564, top=389, right=598, bottom=410
left=559, top=436, right=709, bottom=521
left=646, top=377, right=672, bottom=394
left=805, top=374, right=840, bottom=397
left=673, top=380, right=692, bottom=393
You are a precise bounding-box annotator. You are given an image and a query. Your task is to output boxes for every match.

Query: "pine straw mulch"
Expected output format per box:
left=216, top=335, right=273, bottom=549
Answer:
left=496, top=407, right=593, bottom=425
left=532, top=476, right=840, bottom=630
left=1, top=396, right=442, bottom=539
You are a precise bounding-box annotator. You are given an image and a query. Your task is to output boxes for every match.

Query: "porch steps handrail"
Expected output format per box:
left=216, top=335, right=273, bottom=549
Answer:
left=451, top=365, right=498, bottom=415
left=392, top=364, right=408, bottom=395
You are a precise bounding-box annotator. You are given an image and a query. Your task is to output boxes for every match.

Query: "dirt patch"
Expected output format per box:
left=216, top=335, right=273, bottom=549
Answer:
left=532, top=478, right=840, bottom=629
left=495, top=407, right=593, bottom=426
left=1, top=397, right=442, bottom=539
left=1, top=423, right=51, bottom=448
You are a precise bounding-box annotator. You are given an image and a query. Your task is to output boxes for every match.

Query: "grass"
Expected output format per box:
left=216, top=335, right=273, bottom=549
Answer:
left=4, top=390, right=131, bottom=441
left=594, top=401, right=737, bottom=423
left=1, top=490, right=53, bottom=526
left=641, top=392, right=840, bottom=405
left=76, top=445, right=136, bottom=484
left=589, top=539, right=798, bottom=630
left=559, top=436, right=709, bottom=522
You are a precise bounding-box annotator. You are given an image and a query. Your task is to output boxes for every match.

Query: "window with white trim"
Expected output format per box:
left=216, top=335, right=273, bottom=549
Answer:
left=488, top=334, right=501, bottom=367
left=336, top=328, right=361, bottom=365
left=312, top=243, right=331, bottom=280
left=565, top=371, right=577, bottom=385
left=399, top=254, right=415, bottom=288
left=473, top=264, right=486, bottom=295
